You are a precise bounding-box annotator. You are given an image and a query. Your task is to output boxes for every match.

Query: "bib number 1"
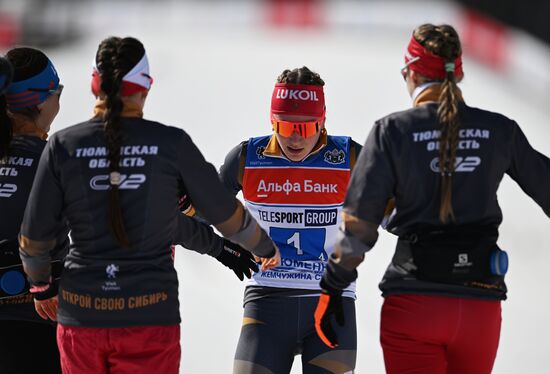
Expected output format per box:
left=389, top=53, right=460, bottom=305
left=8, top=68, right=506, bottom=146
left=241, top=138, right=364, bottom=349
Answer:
left=287, top=232, right=303, bottom=255
left=271, top=227, right=327, bottom=261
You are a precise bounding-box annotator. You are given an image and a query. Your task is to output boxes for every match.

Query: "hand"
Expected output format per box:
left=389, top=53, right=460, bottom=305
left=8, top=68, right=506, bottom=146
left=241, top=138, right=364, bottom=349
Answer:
left=254, top=245, right=281, bottom=272
left=314, top=289, right=345, bottom=348
left=30, top=280, right=59, bottom=321
left=216, top=240, right=259, bottom=281
left=34, top=296, right=58, bottom=321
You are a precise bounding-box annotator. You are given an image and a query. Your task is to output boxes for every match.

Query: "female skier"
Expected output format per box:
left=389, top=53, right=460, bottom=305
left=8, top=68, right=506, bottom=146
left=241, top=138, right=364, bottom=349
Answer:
left=0, top=48, right=65, bottom=374
left=222, top=66, right=362, bottom=373
left=314, top=24, right=550, bottom=374
left=18, top=36, right=278, bottom=374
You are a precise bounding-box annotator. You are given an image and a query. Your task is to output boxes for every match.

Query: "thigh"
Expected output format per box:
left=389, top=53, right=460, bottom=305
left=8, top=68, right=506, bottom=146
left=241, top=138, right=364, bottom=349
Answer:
left=301, top=297, right=357, bottom=374
left=0, top=320, right=61, bottom=374
left=108, top=325, right=181, bottom=374
left=57, top=324, right=109, bottom=374
left=446, top=299, right=501, bottom=374
left=234, top=297, right=297, bottom=374
left=380, top=295, right=450, bottom=374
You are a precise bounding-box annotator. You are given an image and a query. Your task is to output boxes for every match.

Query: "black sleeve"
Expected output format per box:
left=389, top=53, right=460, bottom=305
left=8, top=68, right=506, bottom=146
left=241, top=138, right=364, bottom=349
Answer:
left=506, top=122, right=550, bottom=217
left=177, top=131, right=238, bottom=225
left=19, top=138, right=66, bottom=284
left=20, top=138, right=65, bottom=243
left=344, top=122, right=396, bottom=224
left=219, top=141, right=246, bottom=196
left=173, top=214, right=224, bottom=257
left=173, top=141, right=245, bottom=256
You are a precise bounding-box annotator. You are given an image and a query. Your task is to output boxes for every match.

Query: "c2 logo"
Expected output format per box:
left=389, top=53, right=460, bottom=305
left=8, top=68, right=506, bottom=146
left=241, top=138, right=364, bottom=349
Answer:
left=90, top=174, right=146, bottom=190
left=0, top=183, right=17, bottom=198
left=430, top=156, right=481, bottom=173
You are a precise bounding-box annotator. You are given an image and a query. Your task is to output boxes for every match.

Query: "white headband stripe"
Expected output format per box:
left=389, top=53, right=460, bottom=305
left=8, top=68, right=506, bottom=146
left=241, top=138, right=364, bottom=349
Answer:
left=92, top=52, right=151, bottom=90
left=122, top=53, right=151, bottom=89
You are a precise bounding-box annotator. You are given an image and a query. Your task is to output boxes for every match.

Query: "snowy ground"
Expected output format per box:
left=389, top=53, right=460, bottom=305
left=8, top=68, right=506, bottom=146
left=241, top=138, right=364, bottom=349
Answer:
left=28, top=1, right=550, bottom=373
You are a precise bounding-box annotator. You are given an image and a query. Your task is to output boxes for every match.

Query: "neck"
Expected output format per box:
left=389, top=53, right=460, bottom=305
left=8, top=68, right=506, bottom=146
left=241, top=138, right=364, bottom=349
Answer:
left=93, top=98, right=144, bottom=119
left=8, top=114, right=48, bottom=140
left=412, top=83, right=464, bottom=107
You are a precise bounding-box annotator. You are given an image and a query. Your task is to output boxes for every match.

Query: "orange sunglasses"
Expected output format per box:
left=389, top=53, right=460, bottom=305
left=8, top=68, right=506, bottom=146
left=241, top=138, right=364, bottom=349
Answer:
left=271, top=118, right=323, bottom=138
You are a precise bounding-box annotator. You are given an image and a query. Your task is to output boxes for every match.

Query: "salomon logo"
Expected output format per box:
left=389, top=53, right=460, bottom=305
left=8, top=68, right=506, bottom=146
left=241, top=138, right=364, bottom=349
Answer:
left=90, top=174, right=146, bottom=190
left=0, top=183, right=17, bottom=197
left=430, top=156, right=481, bottom=173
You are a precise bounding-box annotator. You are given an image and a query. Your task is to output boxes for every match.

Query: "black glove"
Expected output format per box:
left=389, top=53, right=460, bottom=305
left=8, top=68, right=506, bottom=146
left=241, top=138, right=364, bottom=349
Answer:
left=314, top=278, right=345, bottom=348
left=29, top=279, right=58, bottom=301
left=216, top=239, right=259, bottom=281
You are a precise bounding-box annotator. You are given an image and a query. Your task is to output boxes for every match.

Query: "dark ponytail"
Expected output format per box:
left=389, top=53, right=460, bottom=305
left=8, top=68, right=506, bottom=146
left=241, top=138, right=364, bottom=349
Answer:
left=95, top=37, right=145, bottom=247
left=413, top=24, right=462, bottom=224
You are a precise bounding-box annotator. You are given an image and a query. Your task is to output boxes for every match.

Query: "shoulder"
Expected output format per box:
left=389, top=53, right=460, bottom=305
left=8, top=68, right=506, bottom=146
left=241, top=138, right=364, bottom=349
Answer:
left=49, top=119, right=106, bottom=151
left=247, top=135, right=271, bottom=147
left=325, top=135, right=355, bottom=156
left=324, top=134, right=361, bottom=151
left=224, top=139, right=250, bottom=157
left=54, top=118, right=103, bottom=138
left=47, top=120, right=99, bottom=156
left=243, top=136, right=272, bottom=161
left=139, top=118, right=185, bottom=132
left=10, top=135, right=47, bottom=156
left=460, top=104, right=517, bottom=128
left=326, top=135, right=351, bottom=147
left=131, top=118, right=193, bottom=143
left=376, top=106, right=432, bottom=131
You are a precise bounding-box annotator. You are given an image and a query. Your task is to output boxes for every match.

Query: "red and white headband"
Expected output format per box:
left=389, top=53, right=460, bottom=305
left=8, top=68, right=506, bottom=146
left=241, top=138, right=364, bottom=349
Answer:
left=91, top=52, right=153, bottom=97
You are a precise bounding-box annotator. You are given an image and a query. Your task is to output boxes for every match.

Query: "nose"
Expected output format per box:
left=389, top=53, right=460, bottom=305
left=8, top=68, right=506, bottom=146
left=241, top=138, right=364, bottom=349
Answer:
left=288, top=130, right=305, bottom=142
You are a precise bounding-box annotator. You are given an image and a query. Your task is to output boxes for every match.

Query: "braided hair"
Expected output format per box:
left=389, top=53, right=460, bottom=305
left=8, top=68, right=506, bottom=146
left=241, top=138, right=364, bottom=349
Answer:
left=95, top=37, right=145, bottom=247
left=413, top=24, right=462, bottom=224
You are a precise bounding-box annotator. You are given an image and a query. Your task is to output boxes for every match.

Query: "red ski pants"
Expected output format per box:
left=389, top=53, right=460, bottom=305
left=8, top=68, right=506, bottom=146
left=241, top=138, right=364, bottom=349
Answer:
left=57, top=324, right=180, bottom=374
left=381, top=295, right=501, bottom=374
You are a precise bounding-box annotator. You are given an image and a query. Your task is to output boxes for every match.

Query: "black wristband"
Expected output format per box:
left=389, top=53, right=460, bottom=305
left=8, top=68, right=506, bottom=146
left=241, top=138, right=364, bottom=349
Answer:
left=30, top=281, right=58, bottom=301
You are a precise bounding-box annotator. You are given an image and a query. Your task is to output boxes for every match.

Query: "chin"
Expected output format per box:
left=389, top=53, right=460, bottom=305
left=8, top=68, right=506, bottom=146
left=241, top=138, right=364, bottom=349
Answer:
left=288, top=154, right=305, bottom=162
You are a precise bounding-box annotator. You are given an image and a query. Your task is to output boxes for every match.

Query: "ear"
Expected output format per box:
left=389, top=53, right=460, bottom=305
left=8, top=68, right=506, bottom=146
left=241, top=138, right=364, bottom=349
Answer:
left=409, top=69, right=419, bottom=84
left=35, top=102, right=44, bottom=113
